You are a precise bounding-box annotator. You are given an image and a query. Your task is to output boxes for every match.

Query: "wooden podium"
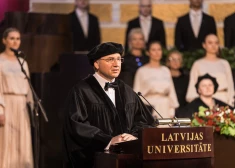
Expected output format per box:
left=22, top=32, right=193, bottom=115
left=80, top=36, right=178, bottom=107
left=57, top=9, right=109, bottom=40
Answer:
left=95, top=127, right=214, bottom=168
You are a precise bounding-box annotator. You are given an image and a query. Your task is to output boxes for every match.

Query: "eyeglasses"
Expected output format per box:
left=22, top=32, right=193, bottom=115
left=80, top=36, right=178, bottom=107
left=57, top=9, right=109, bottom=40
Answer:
left=168, top=57, right=182, bottom=62
left=99, top=58, right=124, bottom=63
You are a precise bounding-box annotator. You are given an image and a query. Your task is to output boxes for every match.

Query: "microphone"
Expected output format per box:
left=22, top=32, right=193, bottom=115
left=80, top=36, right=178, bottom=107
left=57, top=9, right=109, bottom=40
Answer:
left=137, top=92, right=172, bottom=127
left=137, top=92, right=191, bottom=127
left=10, top=48, right=22, bottom=56
left=137, top=92, right=164, bottom=119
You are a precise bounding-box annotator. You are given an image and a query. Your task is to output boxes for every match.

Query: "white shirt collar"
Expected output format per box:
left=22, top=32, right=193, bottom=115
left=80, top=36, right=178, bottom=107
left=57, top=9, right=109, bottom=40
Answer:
left=140, top=15, right=151, bottom=21
left=75, top=8, right=88, bottom=17
left=93, top=73, right=115, bottom=91
left=189, top=9, right=202, bottom=16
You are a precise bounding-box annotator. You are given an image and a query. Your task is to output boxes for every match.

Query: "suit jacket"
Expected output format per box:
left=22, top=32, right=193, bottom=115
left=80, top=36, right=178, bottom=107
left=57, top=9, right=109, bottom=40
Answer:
left=175, top=13, right=217, bottom=51
left=125, top=16, right=166, bottom=52
left=70, top=11, right=101, bottom=51
left=224, top=13, right=235, bottom=48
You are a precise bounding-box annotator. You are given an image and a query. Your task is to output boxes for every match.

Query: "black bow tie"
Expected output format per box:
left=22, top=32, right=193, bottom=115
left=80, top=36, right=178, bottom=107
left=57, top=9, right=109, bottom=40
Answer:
left=104, top=82, right=118, bottom=91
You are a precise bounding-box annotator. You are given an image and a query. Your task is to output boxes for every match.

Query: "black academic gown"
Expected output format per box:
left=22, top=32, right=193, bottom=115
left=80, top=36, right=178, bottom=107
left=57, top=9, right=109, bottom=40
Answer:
left=63, top=75, right=155, bottom=168
left=178, top=97, right=232, bottom=119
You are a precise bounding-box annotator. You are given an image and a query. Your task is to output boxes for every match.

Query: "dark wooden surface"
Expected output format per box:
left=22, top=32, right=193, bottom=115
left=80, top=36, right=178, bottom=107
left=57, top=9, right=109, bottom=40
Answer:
left=95, top=152, right=214, bottom=168
left=214, top=133, right=235, bottom=168
left=3, top=12, right=70, bottom=35
left=20, top=34, right=71, bottom=72
left=110, top=127, right=214, bottom=160
left=0, top=12, right=72, bottom=72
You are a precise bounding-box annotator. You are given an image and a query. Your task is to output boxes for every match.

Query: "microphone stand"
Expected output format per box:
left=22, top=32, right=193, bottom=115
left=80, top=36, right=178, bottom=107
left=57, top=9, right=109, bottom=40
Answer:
left=14, top=51, right=48, bottom=168
left=137, top=92, right=172, bottom=127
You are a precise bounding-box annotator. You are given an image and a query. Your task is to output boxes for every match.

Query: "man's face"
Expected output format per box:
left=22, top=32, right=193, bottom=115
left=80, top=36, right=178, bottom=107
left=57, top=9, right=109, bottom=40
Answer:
left=94, top=53, right=122, bottom=81
left=139, top=0, right=152, bottom=17
left=198, top=79, right=215, bottom=97
left=75, top=0, right=89, bottom=10
left=190, top=0, right=203, bottom=9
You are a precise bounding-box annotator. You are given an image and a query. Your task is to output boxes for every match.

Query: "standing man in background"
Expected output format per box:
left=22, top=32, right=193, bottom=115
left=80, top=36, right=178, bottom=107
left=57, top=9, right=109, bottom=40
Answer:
left=124, top=0, right=166, bottom=52
left=175, top=0, right=217, bottom=51
left=224, top=12, right=235, bottom=48
left=70, top=0, right=101, bottom=52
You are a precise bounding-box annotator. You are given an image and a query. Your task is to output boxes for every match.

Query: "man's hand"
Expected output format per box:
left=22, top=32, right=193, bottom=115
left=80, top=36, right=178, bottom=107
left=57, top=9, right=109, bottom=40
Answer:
left=121, top=133, right=138, bottom=141
left=110, top=133, right=137, bottom=145
left=110, top=135, right=123, bottom=145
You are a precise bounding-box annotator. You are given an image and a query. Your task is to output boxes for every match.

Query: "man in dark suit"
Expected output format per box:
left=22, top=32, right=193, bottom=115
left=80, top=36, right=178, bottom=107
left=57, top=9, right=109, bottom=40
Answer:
left=124, top=0, right=166, bottom=52
left=175, top=0, right=217, bottom=51
left=224, top=12, right=235, bottom=48
left=70, top=0, right=101, bottom=52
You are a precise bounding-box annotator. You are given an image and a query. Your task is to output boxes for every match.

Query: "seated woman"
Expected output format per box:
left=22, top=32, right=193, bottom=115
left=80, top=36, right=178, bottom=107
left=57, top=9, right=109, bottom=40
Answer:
left=179, top=73, right=232, bottom=119
left=134, top=41, right=179, bottom=119
left=121, top=28, right=149, bottom=87
left=186, top=34, right=234, bottom=106
left=166, top=50, right=189, bottom=112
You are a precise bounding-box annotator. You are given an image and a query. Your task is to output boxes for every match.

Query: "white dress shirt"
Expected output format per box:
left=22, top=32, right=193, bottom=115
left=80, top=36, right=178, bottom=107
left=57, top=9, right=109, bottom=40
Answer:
left=139, top=15, right=152, bottom=42
left=75, top=8, right=89, bottom=37
left=93, top=73, right=116, bottom=106
left=189, top=9, right=203, bottom=38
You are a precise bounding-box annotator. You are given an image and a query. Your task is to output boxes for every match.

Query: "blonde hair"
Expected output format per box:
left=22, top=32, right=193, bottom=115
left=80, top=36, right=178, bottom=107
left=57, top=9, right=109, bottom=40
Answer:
left=128, top=28, right=145, bottom=50
left=128, top=28, right=144, bottom=42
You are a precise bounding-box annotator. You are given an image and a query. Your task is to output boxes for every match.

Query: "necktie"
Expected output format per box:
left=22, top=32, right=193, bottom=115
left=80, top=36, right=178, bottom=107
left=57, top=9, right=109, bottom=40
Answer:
left=80, top=14, right=88, bottom=37
left=192, top=14, right=200, bottom=38
left=104, top=82, right=118, bottom=91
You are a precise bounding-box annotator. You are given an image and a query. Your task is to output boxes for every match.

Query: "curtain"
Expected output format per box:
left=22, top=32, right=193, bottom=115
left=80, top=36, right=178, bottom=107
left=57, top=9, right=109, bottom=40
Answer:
left=0, top=0, right=29, bottom=22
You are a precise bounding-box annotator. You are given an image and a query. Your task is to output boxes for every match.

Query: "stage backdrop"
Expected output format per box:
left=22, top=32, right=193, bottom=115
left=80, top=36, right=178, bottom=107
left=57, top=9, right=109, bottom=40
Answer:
left=0, top=0, right=29, bottom=22
left=29, top=0, right=235, bottom=47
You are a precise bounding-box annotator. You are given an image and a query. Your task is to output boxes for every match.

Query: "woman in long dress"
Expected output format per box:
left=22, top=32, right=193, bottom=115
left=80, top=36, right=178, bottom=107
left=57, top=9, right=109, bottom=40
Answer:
left=186, top=34, right=234, bottom=107
left=133, top=41, right=179, bottom=118
left=0, top=28, right=34, bottom=168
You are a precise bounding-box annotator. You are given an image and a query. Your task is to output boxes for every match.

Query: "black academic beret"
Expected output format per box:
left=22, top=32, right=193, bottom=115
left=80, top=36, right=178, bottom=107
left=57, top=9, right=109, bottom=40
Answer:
left=87, top=42, right=124, bottom=66
left=195, top=73, right=219, bottom=94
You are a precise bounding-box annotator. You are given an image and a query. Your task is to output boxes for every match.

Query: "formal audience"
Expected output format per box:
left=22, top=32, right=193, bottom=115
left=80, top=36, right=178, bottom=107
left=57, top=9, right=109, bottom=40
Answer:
left=0, top=28, right=34, bottom=168
left=175, top=0, right=217, bottom=51
left=186, top=34, right=234, bottom=107
left=224, top=12, right=235, bottom=48
left=166, top=50, right=189, bottom=115
left=179, top=74, right=232, bottom=119
left=121, top=28, right=149, bottom=87
left=70, top=0, right=101, bottom=52
left=134, top=41, right=179, bottom=119
left=124, top=0, right=166, bottom=52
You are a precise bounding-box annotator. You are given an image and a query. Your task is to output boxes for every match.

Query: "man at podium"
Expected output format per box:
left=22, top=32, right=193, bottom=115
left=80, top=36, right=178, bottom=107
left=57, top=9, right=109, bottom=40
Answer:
left=63, top=42, right=155, bottom=168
